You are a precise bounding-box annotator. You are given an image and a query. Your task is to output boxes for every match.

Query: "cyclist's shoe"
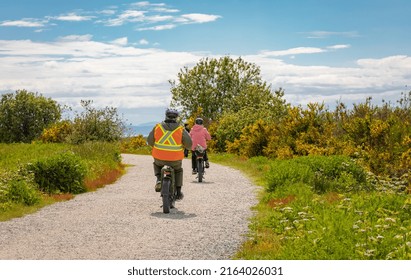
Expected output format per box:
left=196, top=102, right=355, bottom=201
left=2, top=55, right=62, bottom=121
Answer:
left=155, top=181, right=161, bottom=192
left=205, top=161, right=210, bottom=168
left=192, top=169, right=197, bottom=174
left=176, top=187, right=184, bottom=200
left=176, top=192, right=184, bottom=200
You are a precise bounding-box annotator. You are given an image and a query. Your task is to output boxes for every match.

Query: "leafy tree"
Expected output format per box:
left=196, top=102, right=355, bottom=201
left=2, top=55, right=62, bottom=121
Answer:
left=170, top=56, right=285, bottom=120
left=68, top=100, right=125, bottom=144
left=0, top=90, right=61, bottom=143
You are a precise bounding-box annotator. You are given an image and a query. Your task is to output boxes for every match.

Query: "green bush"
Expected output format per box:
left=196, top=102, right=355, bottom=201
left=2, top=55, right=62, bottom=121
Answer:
left=266, top=155, right=368, bottom=193
left=68, top=100, right=125, bottom=144
left=0, top=171, right=41, bottom=207
left=27, top=152, right=87, bottom=194
left=265, top=159, right=312, bottom=192
left=0, top=89, right=61, bottom=143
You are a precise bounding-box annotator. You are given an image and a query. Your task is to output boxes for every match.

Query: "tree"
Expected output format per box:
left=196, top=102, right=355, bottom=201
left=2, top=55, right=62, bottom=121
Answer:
left=0, top=90, right=61, bottom=143
left=68, top=100, right=125, bottom=144
left=169, top=56, right=284, bottom=121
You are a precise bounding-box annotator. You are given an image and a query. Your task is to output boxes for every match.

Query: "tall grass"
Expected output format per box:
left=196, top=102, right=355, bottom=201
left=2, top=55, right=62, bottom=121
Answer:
left=0, top=142, right=124, bottom=221
left=211, top=153, right=411, bottom=260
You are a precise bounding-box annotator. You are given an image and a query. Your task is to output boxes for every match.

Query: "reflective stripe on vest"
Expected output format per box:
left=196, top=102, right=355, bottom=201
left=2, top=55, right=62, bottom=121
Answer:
left=152, top=124, right=184, bottom=161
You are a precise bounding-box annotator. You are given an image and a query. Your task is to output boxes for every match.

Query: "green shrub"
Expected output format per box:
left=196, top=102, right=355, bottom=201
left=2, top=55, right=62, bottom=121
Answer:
left=0, top=89, right=61, bottom=143
left=7, top=177, right=41, bottom=205
left=27, top=152, right=87, bottom=194
left=265, top=159, right=313, bottom=192
left=266, top=155, right=368, bottom=193
left=0, top=170, right=41, bottom=207
left=68, top=100, right=125, bottom=144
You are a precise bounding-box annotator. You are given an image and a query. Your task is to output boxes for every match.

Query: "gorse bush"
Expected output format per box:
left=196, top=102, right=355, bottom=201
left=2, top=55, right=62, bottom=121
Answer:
left=40, top=121, right=73, bottom=143
left=120, top=135, right=147, bottom=152
left=266, top=155, right=368, bottom=193
left=215, top=92, right=411, bottom=180
left=26, top=152, right=87, bottom=194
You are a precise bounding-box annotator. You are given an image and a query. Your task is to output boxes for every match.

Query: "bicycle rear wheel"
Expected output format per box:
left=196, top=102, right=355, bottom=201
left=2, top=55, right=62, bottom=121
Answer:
left=161, top=179, right=171, bottom=213
left=197, top=159, right=203, bottom=182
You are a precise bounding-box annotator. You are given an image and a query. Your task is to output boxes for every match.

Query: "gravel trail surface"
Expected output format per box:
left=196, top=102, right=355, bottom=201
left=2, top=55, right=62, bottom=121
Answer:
left=0, top=154, right=258, bottom=260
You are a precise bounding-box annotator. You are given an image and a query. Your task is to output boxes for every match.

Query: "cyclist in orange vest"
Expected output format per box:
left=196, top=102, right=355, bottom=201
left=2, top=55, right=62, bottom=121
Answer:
left=147, top=108, right=192, bottom=200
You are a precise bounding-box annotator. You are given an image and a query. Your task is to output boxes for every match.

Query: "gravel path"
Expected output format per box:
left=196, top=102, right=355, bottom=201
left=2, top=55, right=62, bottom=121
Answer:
left=0, top=154, right=258, bottom=260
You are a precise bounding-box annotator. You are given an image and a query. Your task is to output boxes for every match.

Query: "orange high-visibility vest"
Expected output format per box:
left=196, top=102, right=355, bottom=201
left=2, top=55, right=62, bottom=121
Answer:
left=152, top=123, right=184, bottom=161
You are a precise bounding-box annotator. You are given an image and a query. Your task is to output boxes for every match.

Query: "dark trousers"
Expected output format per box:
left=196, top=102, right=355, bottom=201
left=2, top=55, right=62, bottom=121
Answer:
left=191, top=149, right=208, bottom=170
left=153, top=159, right=183, bottom=187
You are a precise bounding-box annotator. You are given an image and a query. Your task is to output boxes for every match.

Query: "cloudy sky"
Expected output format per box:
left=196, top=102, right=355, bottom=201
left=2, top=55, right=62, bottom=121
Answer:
left=1, top=0, right=410, bottom=125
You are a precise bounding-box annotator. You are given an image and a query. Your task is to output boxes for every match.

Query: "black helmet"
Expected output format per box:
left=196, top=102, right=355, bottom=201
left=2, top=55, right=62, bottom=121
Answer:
left=195, top=118, right=203, bottom=125
left=165, top=108, right=179, bottom=121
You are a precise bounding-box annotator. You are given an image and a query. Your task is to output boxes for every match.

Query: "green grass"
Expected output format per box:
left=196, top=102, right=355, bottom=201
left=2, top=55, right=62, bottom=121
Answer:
left=0, top=143, right=69, bottom=171
left=0, top=196, right=56, bottom=221
left=0, top=142, right=124, bottom=221
left=210, top=153, right=411, bottom=260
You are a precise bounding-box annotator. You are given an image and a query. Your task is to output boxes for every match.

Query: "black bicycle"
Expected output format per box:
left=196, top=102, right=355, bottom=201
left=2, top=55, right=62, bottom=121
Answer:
left=194, top=144, right=206, bottom=182
left=160, top=165, right=176, bottom=213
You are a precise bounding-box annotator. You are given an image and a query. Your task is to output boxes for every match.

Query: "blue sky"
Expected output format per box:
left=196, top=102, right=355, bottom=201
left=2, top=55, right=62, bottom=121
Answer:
left=1, top=0, right=410, bottom=125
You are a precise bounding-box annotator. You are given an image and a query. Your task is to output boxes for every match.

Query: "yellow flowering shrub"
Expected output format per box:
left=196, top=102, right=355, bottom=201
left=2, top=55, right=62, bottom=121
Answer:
left=40, top=121, right=72, bottom=143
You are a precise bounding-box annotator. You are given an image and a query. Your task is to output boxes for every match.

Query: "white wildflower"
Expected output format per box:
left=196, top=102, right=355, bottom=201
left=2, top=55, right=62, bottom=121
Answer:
left=385, top=217, right=396, bottom=223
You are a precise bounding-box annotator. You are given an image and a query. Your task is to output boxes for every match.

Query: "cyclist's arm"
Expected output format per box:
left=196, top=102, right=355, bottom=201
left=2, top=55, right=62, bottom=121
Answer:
left=147, top=128, right=155, bottom=146
left=182, top=129, right=193, bottom=150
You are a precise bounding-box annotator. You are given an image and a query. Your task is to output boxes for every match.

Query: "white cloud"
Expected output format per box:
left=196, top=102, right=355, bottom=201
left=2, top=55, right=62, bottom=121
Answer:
left=261, top=47, right=326, bottom=57
left=138, top=24, right=176, bottom=31
left=111, top=37, right=128, bottom=46
left=119, top=10, right=146, bottom=20
left=54, top=13, right=95, bottom=22
left=260, top=45, right=351, bottom=57
left=131, top=2, right=166, bottom=8
left=304, top=31, right=360, bottom=39
left=0, top=39, right=200, bottom=118
left=327, top=44, right=351, bottom=50
left=0, top=19, right=45, bottom=27
left=244, top=52, right=411, bottom=106
left=138, top=39, right=149, bottom=45
left=57, top=34, right=93, bottom=42
left=98, top=9, right=117, bottom=15
left=1, top=38, right=410, bottom=123
left=177, top=13, right=221, bottom=24
left=103, top=9, right=146, bottom=26
left=0, top=2, right=221, bottom=34
left=145, top=15, right=174, bottom=22
left=153, top=7, right=180, bottom=13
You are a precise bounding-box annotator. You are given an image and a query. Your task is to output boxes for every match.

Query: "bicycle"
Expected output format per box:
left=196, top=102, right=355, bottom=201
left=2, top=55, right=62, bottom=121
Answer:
left=160, top=165, right=176, bottom=213
left=194, top=144, right=206, bottom=183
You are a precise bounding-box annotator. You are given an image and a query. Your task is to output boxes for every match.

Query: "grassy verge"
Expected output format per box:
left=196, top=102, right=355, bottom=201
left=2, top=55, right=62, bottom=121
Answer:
left=210, top=153, right=411, bottom=260
left=0, top=142, right=124, bottom=221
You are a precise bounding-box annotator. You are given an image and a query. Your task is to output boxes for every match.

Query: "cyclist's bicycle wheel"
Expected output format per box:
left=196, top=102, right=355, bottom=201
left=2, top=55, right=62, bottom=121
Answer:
left=161, top=178, right=172, bottom=213
left=197, top=158, right=204, bottom=182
